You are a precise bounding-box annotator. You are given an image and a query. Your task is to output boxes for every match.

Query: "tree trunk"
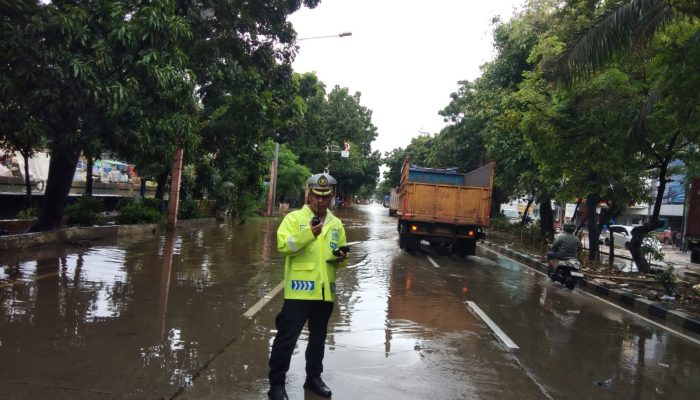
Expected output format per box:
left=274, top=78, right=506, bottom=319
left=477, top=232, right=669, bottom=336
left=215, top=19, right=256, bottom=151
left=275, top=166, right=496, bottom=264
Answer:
left=521, top=198, right=533, bottom=226
left=86, top=153, right=93, bottom=196
left=28, top=141, right=82, bottom=232
left=572, top=198, right=582, bottom=226
left=631, top=152, right=675, bottom=273
left=586, top=193, right=601, bottom=261
left=631, top=130, right=683, bottom=273
left=21, top=151, right=32, bottom=208
left=140, top=178, right=147, bottom=198
left=539, top=196, right=554, bottom=240
left=155, top=169, right=169, bottom=201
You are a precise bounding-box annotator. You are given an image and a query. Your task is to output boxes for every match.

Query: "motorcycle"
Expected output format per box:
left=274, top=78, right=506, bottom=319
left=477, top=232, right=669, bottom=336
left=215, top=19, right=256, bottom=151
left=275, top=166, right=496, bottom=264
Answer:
left=548, top=257, right=583, bottom=290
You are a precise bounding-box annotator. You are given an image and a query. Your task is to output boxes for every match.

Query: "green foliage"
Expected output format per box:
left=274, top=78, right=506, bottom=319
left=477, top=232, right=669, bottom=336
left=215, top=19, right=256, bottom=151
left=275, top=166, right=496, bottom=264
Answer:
left=16, top=208, right=38, bottom=219
left=488, top=217, right=548, bottom=248
left=287, top=82, right=381, bottom=199
left=260, top=140, right=310, bottom=203
left=178, top=199, right=199, bottom=220
left=116, top=198, right=164, bottom=225
left=64, top=195, right=103, bottom=226
left=643, top=233, right=665, bottom=262
left=655, top=265, right=678, bottom=296
left=141, top=197, right=163, bottom=211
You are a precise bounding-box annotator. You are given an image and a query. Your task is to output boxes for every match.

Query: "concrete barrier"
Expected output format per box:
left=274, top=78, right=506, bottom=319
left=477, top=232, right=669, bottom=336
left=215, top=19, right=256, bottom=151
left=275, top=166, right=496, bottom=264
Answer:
left=0, top=218, right=217, bottom=252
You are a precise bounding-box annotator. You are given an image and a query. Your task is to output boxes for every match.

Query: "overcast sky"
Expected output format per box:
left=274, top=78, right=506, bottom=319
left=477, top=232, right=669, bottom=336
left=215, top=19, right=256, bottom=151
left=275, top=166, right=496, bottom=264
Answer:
left=288, top=0, right=524, bottom=156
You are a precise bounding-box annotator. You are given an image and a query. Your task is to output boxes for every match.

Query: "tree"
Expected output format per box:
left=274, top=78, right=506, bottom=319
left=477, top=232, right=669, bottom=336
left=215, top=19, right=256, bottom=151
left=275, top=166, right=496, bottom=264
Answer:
left=288, top=84, right=380, bottom=200
left=381, top=147, right=407, bottom=188
left=260, top=140, right=310, bottom=204
left=553, top=0, right=700, bottom=270
left=0, top=1, right=48, bottom=208
left=0, top=1, right=198, bottom=231
left=555, top=0, right=700, bottom=82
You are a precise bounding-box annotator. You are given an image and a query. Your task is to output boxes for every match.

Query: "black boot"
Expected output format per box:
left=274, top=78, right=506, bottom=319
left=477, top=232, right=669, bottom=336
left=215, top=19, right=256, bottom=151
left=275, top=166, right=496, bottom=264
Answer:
left=303, top=376, right=332, bottom=397
left=268, top=384, right=288, bottom=400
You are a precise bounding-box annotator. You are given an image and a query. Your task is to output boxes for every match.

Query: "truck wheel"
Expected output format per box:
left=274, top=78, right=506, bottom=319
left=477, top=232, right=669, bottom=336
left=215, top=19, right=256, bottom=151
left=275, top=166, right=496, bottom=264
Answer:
left=463, top=239, right=477, bottom=256
left=401, top=234, right=419, bottom=251
left=400, top=233, right=416, bottom=250
left=452, top=240, right=466, bottom=257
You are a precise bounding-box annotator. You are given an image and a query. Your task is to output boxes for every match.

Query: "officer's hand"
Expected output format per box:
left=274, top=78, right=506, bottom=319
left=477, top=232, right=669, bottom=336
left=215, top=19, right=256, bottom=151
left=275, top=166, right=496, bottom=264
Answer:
left=332, top=246, right=349, bottom=260
left=310, top=220, right=323, bottom=237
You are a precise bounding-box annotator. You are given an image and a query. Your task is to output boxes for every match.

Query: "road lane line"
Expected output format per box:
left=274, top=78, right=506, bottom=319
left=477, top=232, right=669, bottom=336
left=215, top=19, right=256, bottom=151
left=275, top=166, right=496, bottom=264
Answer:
left=478, top=244, right=700, bottom=346
left=243, top=280, right=284, bottom=318
left=577, top=289, right=700, bottom=346
left=426, top=255, right=440, bottom=268
left=466, top=301, right=519, bottom=350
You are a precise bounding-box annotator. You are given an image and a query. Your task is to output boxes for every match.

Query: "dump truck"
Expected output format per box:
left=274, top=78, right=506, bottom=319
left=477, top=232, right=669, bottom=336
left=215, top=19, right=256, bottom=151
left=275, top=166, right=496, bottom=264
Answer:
left=397, top=158, right=495, bottom=256
left=686, top=177, right=700, bottom=264
left=389, top=188, right=399, bottom=216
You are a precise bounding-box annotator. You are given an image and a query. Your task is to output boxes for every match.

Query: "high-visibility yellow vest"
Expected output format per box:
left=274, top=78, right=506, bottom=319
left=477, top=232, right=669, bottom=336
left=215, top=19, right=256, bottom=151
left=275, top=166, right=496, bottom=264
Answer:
left=277, top=205, right=347, bottom=301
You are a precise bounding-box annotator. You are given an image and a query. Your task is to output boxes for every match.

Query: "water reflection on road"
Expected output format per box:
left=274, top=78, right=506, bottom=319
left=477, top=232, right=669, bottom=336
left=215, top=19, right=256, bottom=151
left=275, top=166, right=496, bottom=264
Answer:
left=1, top=205, right=700, bottom=400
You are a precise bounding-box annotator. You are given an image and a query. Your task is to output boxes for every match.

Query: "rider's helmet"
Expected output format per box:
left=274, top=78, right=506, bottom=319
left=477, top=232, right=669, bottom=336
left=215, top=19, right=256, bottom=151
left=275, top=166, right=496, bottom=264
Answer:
left=563, top=223, right=576, bottom=233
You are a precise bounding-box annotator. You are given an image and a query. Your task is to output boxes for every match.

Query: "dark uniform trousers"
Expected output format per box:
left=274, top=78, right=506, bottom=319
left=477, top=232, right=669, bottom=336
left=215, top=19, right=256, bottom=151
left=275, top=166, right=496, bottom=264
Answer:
left=268, top=299, right=334, bottom=385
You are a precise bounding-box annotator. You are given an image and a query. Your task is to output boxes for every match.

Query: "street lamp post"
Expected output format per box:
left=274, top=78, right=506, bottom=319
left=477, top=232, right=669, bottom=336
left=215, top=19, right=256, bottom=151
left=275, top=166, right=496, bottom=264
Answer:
left=297, top=32, right=352, bottom=41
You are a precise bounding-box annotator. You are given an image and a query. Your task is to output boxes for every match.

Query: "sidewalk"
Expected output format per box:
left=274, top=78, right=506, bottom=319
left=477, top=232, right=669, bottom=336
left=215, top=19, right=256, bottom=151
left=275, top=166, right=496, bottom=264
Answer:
left=581, top=233, right=700, bottom=281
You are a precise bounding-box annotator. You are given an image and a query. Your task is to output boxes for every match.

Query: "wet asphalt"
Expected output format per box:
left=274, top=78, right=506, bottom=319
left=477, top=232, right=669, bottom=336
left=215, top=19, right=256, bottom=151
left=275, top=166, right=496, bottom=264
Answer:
left=1, top=204, right=700, bottom=400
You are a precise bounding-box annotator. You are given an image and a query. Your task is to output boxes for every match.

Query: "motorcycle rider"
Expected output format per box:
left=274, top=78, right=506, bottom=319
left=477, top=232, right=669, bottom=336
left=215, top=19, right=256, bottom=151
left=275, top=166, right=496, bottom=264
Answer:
left=547, top=223, right=582, bottom=274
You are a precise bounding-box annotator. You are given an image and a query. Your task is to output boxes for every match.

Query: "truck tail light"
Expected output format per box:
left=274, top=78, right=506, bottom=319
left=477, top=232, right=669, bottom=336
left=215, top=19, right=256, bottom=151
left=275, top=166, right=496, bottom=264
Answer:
left=411, top=225, right=419, bottom=232
left=467, top=230, right=476, bottom=238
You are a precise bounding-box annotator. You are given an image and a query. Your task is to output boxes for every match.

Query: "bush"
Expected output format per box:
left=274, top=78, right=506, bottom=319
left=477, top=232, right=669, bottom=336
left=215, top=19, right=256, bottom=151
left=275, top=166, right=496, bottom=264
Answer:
left=178, top=199, right=199, bottom=220
left=116, top=198, right=164, bottom=225
left=17, top=207, right=38, bottom=219
left=141, top=197, right=163, bottom=211
left=65, top=195, right=103, bottom=226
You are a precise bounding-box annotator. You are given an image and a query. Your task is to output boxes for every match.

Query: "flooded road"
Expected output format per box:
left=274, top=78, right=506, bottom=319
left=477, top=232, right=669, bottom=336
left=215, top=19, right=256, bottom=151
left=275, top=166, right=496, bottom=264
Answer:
left=2, top=204, right=700, bottom=399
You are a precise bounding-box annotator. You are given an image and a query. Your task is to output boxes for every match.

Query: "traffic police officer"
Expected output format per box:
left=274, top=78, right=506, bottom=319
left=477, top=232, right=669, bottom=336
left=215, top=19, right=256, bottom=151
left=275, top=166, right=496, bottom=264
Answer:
left=268, top=172, right=348, bottom=400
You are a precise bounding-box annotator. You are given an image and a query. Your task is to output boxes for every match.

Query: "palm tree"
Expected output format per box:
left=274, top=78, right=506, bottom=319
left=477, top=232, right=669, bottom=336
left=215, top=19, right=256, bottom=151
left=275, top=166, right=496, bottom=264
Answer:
left=556, top=0, right=699, bottom=82
left=554, top=0, right=700, bottom=273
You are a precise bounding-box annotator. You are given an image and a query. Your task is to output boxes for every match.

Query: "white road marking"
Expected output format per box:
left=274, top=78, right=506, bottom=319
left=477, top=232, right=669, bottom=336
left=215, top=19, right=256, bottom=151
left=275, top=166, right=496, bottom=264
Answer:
left=466, top=301, right=519, bottom=349
left=479, top=244, right=700, bottom=346
left=243, top=280, right=284, bottom=318
left=577, top=289, right=700, bottom=346
left=426, top=255, right=440, bottom=268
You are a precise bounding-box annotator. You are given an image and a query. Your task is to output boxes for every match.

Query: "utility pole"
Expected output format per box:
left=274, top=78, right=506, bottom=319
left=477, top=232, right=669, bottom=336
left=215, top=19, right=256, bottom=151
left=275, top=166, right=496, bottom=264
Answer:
left=167, top=143, right=184, bottom=228
left=265, top=142, right=279, bottom=216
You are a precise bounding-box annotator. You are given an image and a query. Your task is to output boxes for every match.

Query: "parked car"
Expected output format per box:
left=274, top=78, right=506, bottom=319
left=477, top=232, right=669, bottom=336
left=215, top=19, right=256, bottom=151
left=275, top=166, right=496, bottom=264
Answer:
left=599, top=225, right=662, bottom=252
left=501, top=209, right=520, bottom=224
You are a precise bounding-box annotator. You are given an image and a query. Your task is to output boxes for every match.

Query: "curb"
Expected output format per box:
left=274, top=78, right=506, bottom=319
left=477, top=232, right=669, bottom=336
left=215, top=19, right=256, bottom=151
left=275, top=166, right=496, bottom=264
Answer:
left=0, top=218, right=217, bottom=252
left=480, top=241, right=700, bottom=336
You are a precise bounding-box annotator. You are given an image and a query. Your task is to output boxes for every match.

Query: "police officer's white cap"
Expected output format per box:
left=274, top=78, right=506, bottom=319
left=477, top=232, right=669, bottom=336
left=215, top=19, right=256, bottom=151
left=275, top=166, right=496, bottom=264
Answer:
left=307, top=173, right=336, bottom=196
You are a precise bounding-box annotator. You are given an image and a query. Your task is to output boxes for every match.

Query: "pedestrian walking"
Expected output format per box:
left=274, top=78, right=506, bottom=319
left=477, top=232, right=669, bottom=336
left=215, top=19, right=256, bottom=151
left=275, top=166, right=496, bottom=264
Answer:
left=674, top=231, right=682, bottom=249
left=268, top=172, right=348, bottom=400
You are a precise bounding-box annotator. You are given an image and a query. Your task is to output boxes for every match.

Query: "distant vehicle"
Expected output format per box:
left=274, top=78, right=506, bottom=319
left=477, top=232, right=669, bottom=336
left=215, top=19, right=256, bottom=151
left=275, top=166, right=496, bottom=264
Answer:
left=396, top=158, right=495, bottom=256
left=389, top=188, right=399, bottom=216
left=382, top=194, right=390, bottom=208
left=501, top=209, right=520, bottom=223
left=599, top=224, right=662, bottom=252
